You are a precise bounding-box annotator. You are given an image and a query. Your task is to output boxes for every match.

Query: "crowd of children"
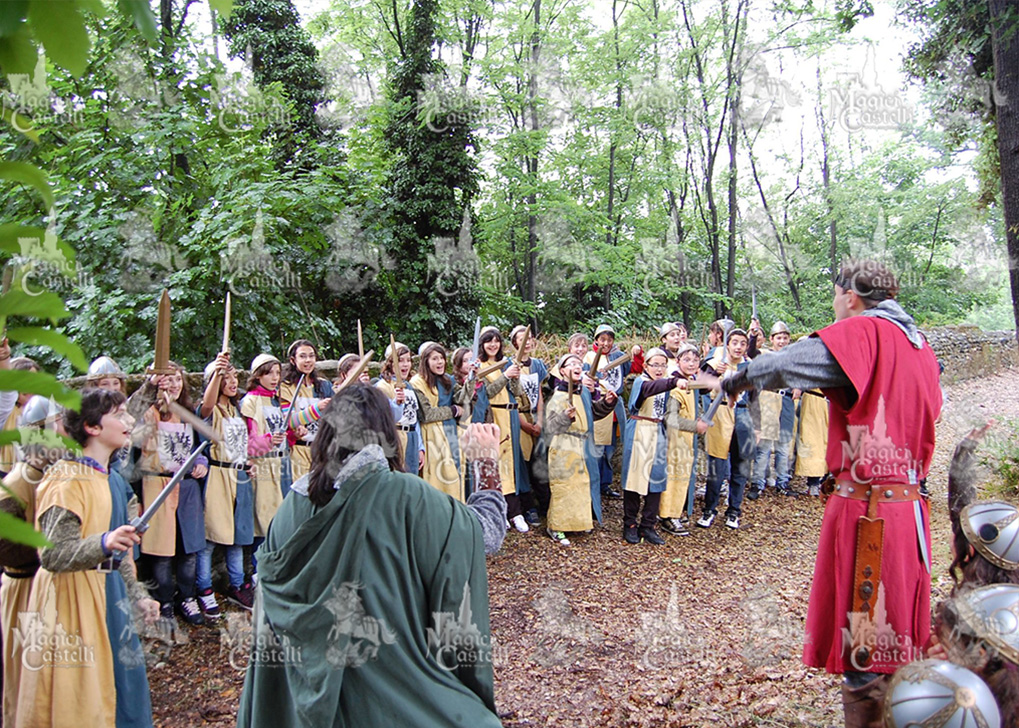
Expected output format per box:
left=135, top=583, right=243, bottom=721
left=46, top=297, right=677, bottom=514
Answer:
left=4, top=312, right=1016, bottom=727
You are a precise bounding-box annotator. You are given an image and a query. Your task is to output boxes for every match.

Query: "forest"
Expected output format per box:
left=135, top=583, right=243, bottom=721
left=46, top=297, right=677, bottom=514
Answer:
left=0, top=0, right=1017, bottom=382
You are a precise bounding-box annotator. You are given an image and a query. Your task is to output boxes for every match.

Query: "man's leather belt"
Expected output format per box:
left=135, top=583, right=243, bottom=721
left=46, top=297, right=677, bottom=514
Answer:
left=632, top=415, right=662, bottom=423
left=832, top=482, right=921, bottom=503
left=96, top=557, right=117, bottom=573
left=490, top=403, right=518, bottom=410
left=141, top=469, right=174, bottom=479
left=397, top=424, right=415, bottom=431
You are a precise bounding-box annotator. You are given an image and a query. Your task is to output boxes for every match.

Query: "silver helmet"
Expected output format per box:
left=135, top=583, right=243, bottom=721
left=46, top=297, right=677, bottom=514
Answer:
left=770, top=321, right=790, bottom=336
left=884, top=659, right=1000, bottom=728
left=87, top=356, right=125, bottom=380
left=954, top=584, right=1019, bottom=666
left=960, top=501, right=1019, bottom=570
left=18, top=395, right=61, bottom=429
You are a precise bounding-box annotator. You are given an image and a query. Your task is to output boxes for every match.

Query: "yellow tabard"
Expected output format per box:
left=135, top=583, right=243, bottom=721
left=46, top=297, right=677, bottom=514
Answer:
left=409, top=374, right=462, bottom=501
left=375, top=379, right=410, bottom=471
left=660, top=387, right=695, bottom=518
left=1, top=462, right=43, bottom=727
left=0, top=404, right=22, bottom=473
left=204, top=404, right=247, bottom=545
left=623, top=381, right=667, bottom=496
left=583, top=351, right=622, bottom=446
left=516, top=362, right=539, bottom=461
left=704, top=354, right=738, bottom=459
left=758, top=390, right=784, bottom=441
left=794, top=391, right=829, bottom=477
left=241, top=393, right=284, bottom=537
left=138, top=409, right=191, bottom=556
left=19, top=460, right=117, bottom=728
left=482, top=369, right=516, bottom=496
left=546, top=390, right=593, bottom=532
left=279, top=379, right=324, bottom=482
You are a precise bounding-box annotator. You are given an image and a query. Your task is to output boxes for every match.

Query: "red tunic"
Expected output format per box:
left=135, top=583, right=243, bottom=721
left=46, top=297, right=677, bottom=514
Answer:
left=803, top=315, right=941, bottom=674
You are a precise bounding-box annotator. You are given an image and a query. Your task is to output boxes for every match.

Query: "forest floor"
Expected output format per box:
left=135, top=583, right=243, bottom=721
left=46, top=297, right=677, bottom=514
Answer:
left=147, top=368, right=1018, bottom=727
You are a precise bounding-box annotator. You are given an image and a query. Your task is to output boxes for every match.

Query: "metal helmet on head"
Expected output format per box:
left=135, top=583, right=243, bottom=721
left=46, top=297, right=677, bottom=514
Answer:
left=960, top=501, right=1019, bottom=570
left=659, top=322, right=681, bottom=339
left=884, top=659, right=1000, bottom=728
left=954, top=584, right=1019, bottom=666
left=87, top=356, right=125, bottom=381
left=770, top=321, right=790, bottom=336
left=593, top=324, right=615, bottom=340
left=19, top=395, right=62, bottom=429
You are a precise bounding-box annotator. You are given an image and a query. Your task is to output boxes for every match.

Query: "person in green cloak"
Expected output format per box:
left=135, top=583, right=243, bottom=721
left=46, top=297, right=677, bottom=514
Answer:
left=238, top=384, right=503, bottom=727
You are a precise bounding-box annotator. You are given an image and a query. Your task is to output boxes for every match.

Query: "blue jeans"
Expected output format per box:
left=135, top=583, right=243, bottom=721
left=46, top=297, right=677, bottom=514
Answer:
left=704, top=423, right=755, bottom=518
left=196, top=541, right=244, bottom=591
left=752, top=437, right=792, bottom=489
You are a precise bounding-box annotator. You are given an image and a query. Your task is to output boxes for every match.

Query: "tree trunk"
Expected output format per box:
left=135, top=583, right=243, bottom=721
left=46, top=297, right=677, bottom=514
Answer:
left=526, top=0, right=541, bottom=316
left=817, top=68, right=837, bottom=278
left=990, top=0, right=1019, bottom=344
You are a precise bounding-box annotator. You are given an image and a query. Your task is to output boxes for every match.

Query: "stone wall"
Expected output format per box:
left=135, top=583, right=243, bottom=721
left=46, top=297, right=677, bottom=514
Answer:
left=923, top=326, right=1017, bottom=384
left=62, top=327, right=1016, bottom=395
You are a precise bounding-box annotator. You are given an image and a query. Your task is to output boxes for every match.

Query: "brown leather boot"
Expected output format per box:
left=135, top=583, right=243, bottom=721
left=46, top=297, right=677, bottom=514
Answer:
left=841, top=674, right=889, bottom=728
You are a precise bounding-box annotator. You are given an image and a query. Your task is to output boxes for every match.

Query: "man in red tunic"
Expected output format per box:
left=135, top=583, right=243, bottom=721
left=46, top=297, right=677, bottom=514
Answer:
left=723, top=260, right=942, bottom=727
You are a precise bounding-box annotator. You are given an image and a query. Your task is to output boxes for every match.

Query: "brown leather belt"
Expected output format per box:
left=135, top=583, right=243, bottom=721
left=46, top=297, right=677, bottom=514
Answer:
left=832, top=482, right=922, bottom=503
left=631, top=415, right=663, bottom=423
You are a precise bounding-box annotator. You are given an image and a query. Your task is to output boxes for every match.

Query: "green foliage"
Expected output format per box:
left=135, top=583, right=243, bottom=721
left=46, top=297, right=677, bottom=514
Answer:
left=983, top=419, right=1019, bottom=497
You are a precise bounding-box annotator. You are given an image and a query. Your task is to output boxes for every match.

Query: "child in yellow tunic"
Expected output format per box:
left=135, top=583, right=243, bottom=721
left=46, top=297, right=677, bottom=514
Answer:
left=376, top=341, right=424, bottom=473
left=411, top=343, right=467, bottom=500
left=279, top=339, right=334, bottom=482
left=660, top=344, right=708, bottom=535
left=794, top=388, right=830, bottom=496
left=241, top=354, right=288, bottom=534
left=697, top=328, right=754, bottom=531
left=136, top=362, right=208, bottom=625
left=544, top=354, right=617, bottom=545
left=472, top=327, right=530, bottom=531
left=196, top=353, right=255, bottom=616
left=19, top=389, right=158, bottom=728
left=0, top=396, right=64, bottom=727
left=620, top=348, right=692, bottom=545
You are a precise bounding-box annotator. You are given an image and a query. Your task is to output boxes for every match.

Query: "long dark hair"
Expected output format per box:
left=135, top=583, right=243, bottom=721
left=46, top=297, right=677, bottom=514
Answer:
left=419, top=342, right=452, bottom=392
left=159, top=361, right=194, bottom=422
left=307, top=385, right=403, bottom=507
left=282, top=339, right=324, bottom=389
left=478, top=329, right=502, bottom=363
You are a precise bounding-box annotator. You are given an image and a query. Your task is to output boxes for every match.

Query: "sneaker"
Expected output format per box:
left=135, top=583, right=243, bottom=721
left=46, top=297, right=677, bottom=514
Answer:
left=546, top=527, right=571, bottom=546
left=696, top=512, right=715, bottom=528
left=227, top=583, right=254, bottom=611
left=623, top=524, right=640, bottom=544
left=524, top=509, right=541, bottom=527
left=746, top=486, right=762, bottom=501
left=602, top=487, right=623, bottom=500
left=511, top=514, right=530, bottom=533
left=177, top=597, right=206, bottom=626
left=694, top=484, right=706, bottom=497
left=639, top=527, right=666, bottom=545
left=808, top=484, right=820, bottom=497
left=159, top=602, right=174, bottom=619
left=660, top=518, right=690, bottom=536
left=197, top=588, right=222, bottom=620
left=725, top=514, right=740, bottom=530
